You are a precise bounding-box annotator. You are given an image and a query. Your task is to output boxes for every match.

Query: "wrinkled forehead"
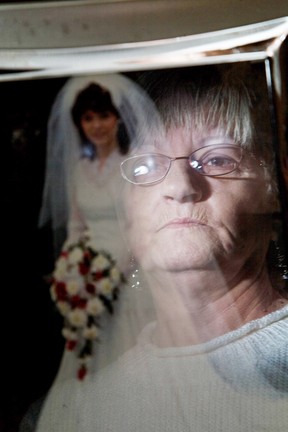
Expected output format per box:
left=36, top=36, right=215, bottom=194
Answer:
left=132, top=123, right=236, bottom=155
left=131, top=89, right=257, bottom=157
left=131, top=104, right=249, bottom=156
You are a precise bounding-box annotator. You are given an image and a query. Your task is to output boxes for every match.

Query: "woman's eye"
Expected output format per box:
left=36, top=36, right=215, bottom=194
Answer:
left=206, top=156, right=235, bottom=167
left=98, top=112, right=111, bottom=119
left=81, top=114, right=93, bottom=122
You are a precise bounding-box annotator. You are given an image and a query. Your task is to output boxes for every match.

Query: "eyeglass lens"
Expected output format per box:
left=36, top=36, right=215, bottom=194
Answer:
left=121, top=144, right=243, bottom=185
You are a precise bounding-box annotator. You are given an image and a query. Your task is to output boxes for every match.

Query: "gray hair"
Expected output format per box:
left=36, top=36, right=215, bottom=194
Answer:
left=139, top=65, right=271, bottom=149
left=137, top=65, right=276, bottom=190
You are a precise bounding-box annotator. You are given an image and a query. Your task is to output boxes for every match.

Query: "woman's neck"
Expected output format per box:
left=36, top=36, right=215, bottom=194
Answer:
left=147, top=265, right=287, bottom=348
left=96, top=140, right=118, bottom=169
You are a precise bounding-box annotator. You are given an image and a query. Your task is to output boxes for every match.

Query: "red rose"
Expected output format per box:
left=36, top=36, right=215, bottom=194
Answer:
left=79, top=262, right=89, bottom=275
left=86, top=283, right=96, bottom=294
left=93, top=271, right=103, bottom=281
left=71, top=295, right=87, bottom=309
left=77, top=365, right=87, bottom=380
left=55, top=282, right=67, bottom=301
left=66, top=340, right=77, bottom=351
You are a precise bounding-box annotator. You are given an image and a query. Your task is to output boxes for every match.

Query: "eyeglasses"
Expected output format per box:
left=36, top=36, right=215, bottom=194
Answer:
left=120, top=144, right=244, bottom=185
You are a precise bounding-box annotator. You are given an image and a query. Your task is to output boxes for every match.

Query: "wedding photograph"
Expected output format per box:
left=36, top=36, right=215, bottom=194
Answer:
left=1, top=1, right=288, bottom=431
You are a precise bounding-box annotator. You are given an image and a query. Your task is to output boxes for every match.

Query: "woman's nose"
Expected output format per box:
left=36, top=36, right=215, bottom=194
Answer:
left=91, top=117, right=102, bottom=129
left=161, top=159, right=205, bottom=203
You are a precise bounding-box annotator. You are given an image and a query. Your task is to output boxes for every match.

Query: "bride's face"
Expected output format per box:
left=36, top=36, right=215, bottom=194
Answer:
left=123, top=125, right=275, bottom=277
left=80, top=110, right=119, bottom=149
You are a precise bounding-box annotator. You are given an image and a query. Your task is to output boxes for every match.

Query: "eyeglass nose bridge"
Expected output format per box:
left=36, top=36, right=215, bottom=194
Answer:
left=146, top=155, right=198, bottom=183
left=166, top=155, right=198, bottom=177
left=136, top=155, right=193, bottom=185
left=171, top=156, right=190, bottom=162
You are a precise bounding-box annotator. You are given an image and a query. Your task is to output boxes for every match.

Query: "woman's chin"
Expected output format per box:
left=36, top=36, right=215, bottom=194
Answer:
left=140, top=244, right=222, bottom=273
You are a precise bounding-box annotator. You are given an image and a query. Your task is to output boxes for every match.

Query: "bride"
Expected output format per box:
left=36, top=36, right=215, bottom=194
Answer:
left=39, top=73, right=156, bottom=382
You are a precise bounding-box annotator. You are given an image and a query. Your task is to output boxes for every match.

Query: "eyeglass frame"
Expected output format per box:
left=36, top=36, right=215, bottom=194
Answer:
left=120, top=143, right=251, bottom=186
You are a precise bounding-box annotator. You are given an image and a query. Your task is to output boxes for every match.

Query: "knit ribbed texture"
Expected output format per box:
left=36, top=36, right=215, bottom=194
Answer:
left=36, top=305, right=288, bottom=431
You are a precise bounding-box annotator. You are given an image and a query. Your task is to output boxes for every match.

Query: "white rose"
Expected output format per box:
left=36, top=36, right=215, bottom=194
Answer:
left=97, top=278, right=113, bottom=296
left=110, top=266, right=121, bottom=284
left=66, top=279, right=82, bottom=295
left=62, top=328, right=78, bottom=340
left=56, top=301, right=71, bottom=316
left=56, top=255, right=67, bottom=268
left=68, top=247, right=84, bottom=265
left=82, top=325, right=100, bottom=340
left=68, top=265, right=81, bottom=278
left=68, top=308, right=87, bottom=328
left=86, top=297, right=104, bottom=316
left=53, top=256, right=68, bottom=279
left=50, top=284, right=57, bottom=301
left=91, top=254, right=110, bottom=272
left=80, top=355, right=92, bottom=366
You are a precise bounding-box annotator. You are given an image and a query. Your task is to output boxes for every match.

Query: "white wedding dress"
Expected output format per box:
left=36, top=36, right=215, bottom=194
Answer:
left=38, top=73, right=157, bottom=383
left=55, top=150, right=155, bottom=381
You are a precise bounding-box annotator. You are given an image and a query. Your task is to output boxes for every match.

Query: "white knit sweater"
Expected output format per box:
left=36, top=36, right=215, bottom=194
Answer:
left=36, top=305, right=288, bottom=432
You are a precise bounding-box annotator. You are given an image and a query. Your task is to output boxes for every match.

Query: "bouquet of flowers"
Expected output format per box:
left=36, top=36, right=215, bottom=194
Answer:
left=50, top=232, right=125, bottom=380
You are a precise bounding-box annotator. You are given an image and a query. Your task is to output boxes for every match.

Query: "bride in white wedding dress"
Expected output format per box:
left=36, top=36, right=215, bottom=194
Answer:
left=39, top=73, right=156, bottom=382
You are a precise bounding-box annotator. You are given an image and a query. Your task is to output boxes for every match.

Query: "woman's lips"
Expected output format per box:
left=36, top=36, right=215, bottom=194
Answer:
left=90, top=134, right=105, bottom=140
left=159, top=218, right=207, bottom=230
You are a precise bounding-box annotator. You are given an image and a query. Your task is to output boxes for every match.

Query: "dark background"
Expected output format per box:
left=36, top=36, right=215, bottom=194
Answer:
left=2, top=75, right=68, bottom=432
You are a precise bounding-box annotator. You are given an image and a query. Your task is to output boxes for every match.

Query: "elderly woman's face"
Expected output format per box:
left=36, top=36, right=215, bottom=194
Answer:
left=124, top=125, right=275, bottom=275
